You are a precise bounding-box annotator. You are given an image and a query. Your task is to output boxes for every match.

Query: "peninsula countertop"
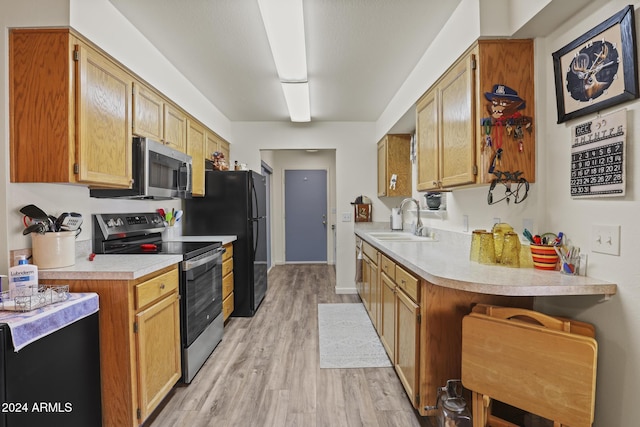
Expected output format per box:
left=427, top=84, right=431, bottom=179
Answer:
left=38, top=235, right=237, bottom=281
left=355, top=224, right=617, bottom=298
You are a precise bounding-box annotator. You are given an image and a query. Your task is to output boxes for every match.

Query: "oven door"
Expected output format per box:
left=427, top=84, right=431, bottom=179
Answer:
left=182, top=247, right=224, bottom=347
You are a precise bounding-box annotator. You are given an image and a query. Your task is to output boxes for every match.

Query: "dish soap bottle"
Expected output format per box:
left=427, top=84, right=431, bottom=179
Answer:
left=9, top=255, right=38, bottom=299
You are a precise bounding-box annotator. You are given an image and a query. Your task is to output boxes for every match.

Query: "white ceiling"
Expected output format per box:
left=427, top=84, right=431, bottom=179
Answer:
left=108, top=0, right=463, bottom=123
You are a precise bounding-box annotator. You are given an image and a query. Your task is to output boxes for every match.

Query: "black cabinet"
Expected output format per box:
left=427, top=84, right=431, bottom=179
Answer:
left=0, top=312, right=102, bottom=427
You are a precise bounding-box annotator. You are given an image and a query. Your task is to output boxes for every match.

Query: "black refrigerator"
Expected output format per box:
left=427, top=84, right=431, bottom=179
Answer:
left=184, top=170, right=267, bottom=317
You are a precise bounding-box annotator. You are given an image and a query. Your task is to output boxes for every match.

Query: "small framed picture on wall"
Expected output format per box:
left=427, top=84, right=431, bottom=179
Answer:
left=552, top=5, right=639, bottom=124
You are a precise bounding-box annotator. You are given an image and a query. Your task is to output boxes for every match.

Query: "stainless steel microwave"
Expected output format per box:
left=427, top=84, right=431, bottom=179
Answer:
left=90, top=137, right=192, bottom=200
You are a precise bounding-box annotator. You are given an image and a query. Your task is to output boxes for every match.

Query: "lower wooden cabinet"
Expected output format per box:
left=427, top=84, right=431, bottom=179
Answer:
left=395, top=286, right=420, bottom=406
left=222, top=242, right=235, bottom=321
left=46, top=265, right=181, bottom=427
left=356, top=234, right=535, bottom=415
left=379, top=259, right=421, bottom=407
left=380, top=272, right=397, bottom=360
left=136, top=291, right=181, bottom=420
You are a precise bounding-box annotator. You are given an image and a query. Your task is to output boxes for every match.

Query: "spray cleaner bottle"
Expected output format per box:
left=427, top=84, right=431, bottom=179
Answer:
left=8, top=255, right=38, bottom=299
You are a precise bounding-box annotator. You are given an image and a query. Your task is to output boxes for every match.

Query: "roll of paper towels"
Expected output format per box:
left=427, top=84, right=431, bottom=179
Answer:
left=391, top=208, right=403, bottom=230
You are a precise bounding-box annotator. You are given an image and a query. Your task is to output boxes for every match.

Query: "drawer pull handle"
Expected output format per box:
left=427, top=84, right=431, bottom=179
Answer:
left=160, top=283, right=166, bottom=290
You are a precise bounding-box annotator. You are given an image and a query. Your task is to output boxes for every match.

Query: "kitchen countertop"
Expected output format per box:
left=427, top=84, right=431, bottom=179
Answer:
left=38, top=235, right=237, bottom=281
left=355, top=224, right=617, bottom=298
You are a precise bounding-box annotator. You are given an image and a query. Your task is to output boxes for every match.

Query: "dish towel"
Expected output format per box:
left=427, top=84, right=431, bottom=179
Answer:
left=0, top=292, right=99, bottom=351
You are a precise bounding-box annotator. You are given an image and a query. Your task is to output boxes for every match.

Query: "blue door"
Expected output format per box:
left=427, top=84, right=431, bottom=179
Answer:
left=285, top=170, right=327, bottom=262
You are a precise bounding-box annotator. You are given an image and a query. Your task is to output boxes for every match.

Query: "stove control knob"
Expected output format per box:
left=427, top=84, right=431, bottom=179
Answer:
left=115, top=218, right=124, bottom=227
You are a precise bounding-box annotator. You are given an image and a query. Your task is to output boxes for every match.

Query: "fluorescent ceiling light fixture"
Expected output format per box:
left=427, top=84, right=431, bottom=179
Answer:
left=281, top=82, right=310, bottom=122
left=257, top=0, right=307, bottom=81
left=258, top=0, right=311, bottom=121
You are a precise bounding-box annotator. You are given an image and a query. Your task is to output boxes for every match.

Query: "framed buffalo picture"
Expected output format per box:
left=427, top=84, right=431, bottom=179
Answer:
left=552, top=5, right=638, bottom=124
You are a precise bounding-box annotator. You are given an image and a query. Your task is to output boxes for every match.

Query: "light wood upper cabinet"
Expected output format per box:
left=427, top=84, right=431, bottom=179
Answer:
left=417, top=52, right=475, bottom=191
left=416, top=39, right=535, bottom=191
left=132, top=82, right=164, bottom=141
left=76, top=42, right=133, bottom=187
left=164, top=102, right=187, bottom=152
left=10, top=28, right=133, bottom=188
left=187, top=119, right=206, bottom=196
left=377, top=134, right=412, bottom=197
left=133, top=83, right=188, bottom=154
left=205, top=130, right=231, bottom=162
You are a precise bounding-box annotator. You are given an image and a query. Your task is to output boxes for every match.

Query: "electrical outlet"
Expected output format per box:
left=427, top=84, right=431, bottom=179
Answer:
left=591, top=224, right=620, bottom=255
left=523, top=218, right=534, bottom=233
left=493, top=217, right=501, bottom=225
left=341, top=212, right=351, bottom=222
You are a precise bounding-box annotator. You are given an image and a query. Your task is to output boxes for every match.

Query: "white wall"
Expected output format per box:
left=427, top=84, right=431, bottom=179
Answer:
left=534, top=2, right=640, bottom=425
left=261, top=149, right=336, bottom=266
left=232, top=121, right=376, bottom=293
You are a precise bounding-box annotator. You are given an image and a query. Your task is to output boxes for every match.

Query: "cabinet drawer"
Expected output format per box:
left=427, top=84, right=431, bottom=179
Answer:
left=222, top=257, right=233, bottom=277
left=223, top=292, right=234, bottom=321
left=379, top=254, right=396, bottom=280
left=223, top=271, right=234, bottom=299
left=362, top=242, right=378, bottom=265
left=223, top=243, right=233, bottom=261
left=395, top=266, right=419, bottom=302
left=135, top=268, right=179, bottom=310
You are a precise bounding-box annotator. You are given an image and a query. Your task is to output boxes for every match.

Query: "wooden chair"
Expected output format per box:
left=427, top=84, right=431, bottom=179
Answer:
left=461, top=304, right=597, bottom=427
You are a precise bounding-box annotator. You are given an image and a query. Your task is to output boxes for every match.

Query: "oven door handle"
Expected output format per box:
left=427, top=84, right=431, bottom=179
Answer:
left=182, top=247, right=225, bottom=270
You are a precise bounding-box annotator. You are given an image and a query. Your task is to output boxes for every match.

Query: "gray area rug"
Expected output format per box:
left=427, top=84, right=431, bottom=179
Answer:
left=318, top=303, right=391, bottom=369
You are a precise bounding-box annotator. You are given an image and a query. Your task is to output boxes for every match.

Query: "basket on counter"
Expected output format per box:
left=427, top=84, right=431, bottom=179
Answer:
left=0, top=285, right=70, bottom=312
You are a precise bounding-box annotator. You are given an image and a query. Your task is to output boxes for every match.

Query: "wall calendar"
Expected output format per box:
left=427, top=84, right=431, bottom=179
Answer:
left=570, top=109, right=626, bottom=198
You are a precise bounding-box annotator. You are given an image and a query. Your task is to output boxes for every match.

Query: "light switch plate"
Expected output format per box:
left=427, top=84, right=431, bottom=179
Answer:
left=341, top=212, right=351, bottom=222
left=591, top=224, right=620, bottom=255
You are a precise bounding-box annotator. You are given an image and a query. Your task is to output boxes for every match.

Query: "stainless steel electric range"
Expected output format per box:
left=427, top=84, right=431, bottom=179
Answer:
left=92, top=212, right=224, bottom=383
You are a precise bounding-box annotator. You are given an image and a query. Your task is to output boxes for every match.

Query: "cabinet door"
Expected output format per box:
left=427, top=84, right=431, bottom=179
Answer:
left=370, top=259, right=380, bottom=332
left=218, top=139, right=230, bottom=162
left=377, top=138, right=387, bottom=196
left=380, top=273, right=396, bottom=362
left=136, top=292, right=181, bottom=421
left=163, top=102, right=187, bottom=152
left=133, top=82, right=163, bottom=141
left=76, top=43, right=133, bottom=187
left=439, top=53, right=476, bottom=188
left=395, top=288, right=420, bottom=408
left=361, top=256, right=371, bottom=311
left=205, top=131, right=218, bottom=161
left=416, top=90, right=439, bottom=191
left=187, top=119, right=206, bottom=196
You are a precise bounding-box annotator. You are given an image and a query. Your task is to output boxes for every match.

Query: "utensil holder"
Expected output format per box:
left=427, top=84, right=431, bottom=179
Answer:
left=530, top=244, right=559, bottom=270
left=31, top=231, right=76, bottom=269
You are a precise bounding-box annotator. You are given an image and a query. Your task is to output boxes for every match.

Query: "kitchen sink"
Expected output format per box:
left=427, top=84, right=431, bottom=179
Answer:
left=367, top=232, right=437, bottom=242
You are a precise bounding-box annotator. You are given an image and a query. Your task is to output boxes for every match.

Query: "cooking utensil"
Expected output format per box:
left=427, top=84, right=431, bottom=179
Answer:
left=19, top=204, right=49, bottom=221
left=22, top=222, right=47, bottom=235
left=20, top=204, right=53, bottom=231
left=56, top=212, right=83, bottom=231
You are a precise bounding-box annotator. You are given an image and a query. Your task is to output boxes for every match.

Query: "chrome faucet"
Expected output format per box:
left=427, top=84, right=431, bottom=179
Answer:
left=399, top=198, right=423, bottom=236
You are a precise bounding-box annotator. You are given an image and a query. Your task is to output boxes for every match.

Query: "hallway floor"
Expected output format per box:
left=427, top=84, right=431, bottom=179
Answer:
left=147, top=264, right=432, bottom=427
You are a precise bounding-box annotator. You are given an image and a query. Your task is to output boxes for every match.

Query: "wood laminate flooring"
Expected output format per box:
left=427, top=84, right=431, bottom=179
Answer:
left=146, top=264, right=434, bottom=427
